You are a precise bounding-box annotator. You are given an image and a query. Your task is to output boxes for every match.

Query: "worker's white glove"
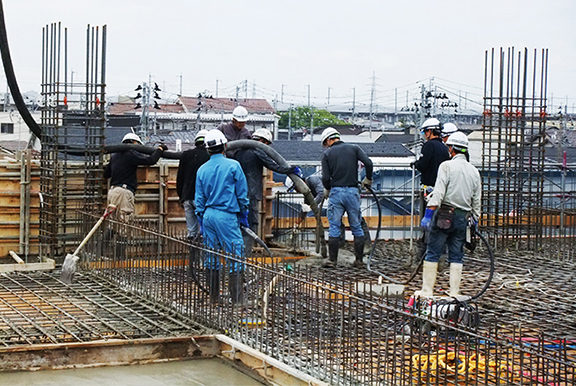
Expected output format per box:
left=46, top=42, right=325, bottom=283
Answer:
left=361, top=177, right=372, bottom=190
left=324, top=189, right=330, bottom=198
left=301, top=204, right=311, bottom=213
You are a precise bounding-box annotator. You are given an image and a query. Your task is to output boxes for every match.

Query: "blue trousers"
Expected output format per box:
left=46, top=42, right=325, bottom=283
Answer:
left=327, top=187, right=364, bottom=239
left=203, top=208, right=245, bottom=272
left=424, top=210, right=468, bottom=264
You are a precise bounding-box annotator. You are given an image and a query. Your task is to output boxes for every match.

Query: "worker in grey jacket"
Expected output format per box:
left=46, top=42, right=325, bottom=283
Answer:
left=234, top=128, right=297, bottom=255
left=416, top=131, right=481, bottom=299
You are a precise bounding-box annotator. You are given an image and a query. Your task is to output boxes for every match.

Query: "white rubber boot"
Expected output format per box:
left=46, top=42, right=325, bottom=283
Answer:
left=414, top=261, right=438, bottom=298
left=449, top=263, right=463, bottom=297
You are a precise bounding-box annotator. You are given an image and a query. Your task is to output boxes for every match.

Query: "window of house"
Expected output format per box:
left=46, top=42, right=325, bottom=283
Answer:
left=0, top=123, right=14, bottom=134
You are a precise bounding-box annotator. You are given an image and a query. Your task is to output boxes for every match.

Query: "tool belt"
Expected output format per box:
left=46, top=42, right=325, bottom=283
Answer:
left=436, top=205, right=455, bottom=230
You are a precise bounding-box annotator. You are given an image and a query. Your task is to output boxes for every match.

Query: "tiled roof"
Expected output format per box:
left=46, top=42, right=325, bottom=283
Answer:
left=271, top=140, right=413, bottom=163
left=178, top=97, right=275, bottom=114
left=107, top=102, right=186, bottom=115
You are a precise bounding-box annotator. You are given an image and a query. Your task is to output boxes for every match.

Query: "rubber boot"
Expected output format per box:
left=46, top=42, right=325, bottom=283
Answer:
left=243, top=234, right=254, bottom=258
left=352, top=236, right=365, bottom=268
left=414, top=261, right=438, bottom=298
left=207, top=269, right=220, bottom=304
left=115, top=236, right=128, bottom=260
left=229, top=271, right=245, bottom=306
left=449, top=263, right=463, bottom=297
left=323, top=237, right=339, bottom=268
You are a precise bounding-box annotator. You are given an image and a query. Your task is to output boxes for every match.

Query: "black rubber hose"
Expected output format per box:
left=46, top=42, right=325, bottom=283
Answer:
left=0, top=1, right=42, bottom=139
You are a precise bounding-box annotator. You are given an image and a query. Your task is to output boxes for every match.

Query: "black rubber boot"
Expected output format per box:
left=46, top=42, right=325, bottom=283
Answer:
left=323, top=237, right=340, bottom=268
left=229, top=272, right=244, bottom=305
left=352, top=236, right=365, bottom=268
left=115, top=236, right=128, bottom=260
left=207, top=269, right=220, bottom=304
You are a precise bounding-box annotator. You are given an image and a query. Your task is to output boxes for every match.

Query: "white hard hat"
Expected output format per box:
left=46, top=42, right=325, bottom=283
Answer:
left=122, top=132, right=143, bottom=145
left=253, top=128, right=273, bottom=143
left=194, top=129, right=209, bottom=142
left=321, top=127, right=340, bottom=145
left=446, top=131, right=469, bottom=149
left=441, top=122, right=458, bottom=138
left=204, top=129, right=228, bottom=148
left=232, top=106, right=249, bottom=122
left=420, top=118, right=442, bottom=133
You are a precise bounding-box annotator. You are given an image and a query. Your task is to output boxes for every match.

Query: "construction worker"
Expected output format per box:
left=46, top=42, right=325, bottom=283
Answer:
left=234, top=128, right=299, bottom=255
left=442, top=122, right=470, bottom=161
left=103, top=132, right=166, bottom=258
left=440, top=122, right=458, bottom=143
left=195, top=129, right=249, bottom=305
left=416, top=131, right=481, bottom=299
left=409, top=118, right=451, bottom=269
left=217, top=105, right=252, bottom=158
left=176, top=129, right=210, bottom=239
left=413, top=118, right=451, bottom=205
left=321, top=127, right=373, bottom=268
left=104, top=132, right=166, bottom=224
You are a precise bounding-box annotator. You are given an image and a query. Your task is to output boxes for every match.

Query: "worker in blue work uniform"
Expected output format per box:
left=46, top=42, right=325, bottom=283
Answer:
left=321, top=127, right=373, bottom=269
left=195, top=129, right=249, bottom=305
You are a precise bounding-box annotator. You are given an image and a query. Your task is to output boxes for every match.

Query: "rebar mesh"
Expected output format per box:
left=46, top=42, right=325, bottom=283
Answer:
left=55, top=210, right=575, bottom=385
left=39, top=23, right=106, bottom=260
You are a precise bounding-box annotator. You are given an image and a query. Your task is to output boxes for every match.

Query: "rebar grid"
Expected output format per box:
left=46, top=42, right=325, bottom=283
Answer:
left=39, top=23, right=106, bottom=260
left=0, top=271, right=209, bottom=348
left=482, top=47, right=548, bottom=250
left=51, top=210, right=575, bottom=385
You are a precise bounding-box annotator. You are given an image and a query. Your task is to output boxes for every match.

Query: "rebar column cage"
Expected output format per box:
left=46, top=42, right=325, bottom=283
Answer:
left=39, top=23, right=107, bottom=260
left=482, top=47, right=548, bottom=250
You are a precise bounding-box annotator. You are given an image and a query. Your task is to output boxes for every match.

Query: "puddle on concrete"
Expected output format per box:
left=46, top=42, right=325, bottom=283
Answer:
left=0, top=358, right=264, bottom=386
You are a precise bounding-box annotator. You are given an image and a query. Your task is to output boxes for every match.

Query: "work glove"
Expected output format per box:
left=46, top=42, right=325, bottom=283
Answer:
left=158, top=143, right=168, bottom=151
left=361, top=177, right=372, bottom=190
left=198, top=216, right=204, bottom=235
left=301, top=203, right=311, bottom=213
left=292, top=166, right=303, bottom=178
left=239, top=211, right=249, bottom=228
left=420, top=208, right=434, bottom=231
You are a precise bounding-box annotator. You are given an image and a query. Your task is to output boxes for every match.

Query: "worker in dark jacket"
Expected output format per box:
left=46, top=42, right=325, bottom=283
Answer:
left=104, top=132, right=166, bottom=224
left=321, top=127, right=373, bottom=268
left=217, top=105, right=252, bottom=158
left=104, top=132, right=165, bottom=258
left=176, top=130, right=210, bottom=239
left=413, top=118, right=451, bottom=192
left=234, top=128, right=297, bottom=255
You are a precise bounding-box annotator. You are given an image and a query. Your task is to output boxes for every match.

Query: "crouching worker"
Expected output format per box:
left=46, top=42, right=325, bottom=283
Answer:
left=195, top=130, right=249, bottom=305
left=415, top=132, right=481, bottom=299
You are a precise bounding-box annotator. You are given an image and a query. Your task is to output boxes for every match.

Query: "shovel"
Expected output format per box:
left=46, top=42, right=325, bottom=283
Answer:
left=61, top=204, right=116, bottom=284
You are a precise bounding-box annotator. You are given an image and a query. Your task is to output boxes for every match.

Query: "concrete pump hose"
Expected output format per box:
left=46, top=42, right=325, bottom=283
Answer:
left=104, top=140, right=323, bottom=226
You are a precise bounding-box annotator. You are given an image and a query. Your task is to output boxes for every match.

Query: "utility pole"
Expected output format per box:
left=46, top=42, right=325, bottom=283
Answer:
left=352, top=87, right=356, bottom=122
left=178, top=74, right=182, bottom=96
left=327, top=87, right=331, bottom=105
left=369, top=72, right=376, bottom=137
left=288, top=103, right=293, bottom=140
left=281, top=84, right=285, bottom=103
left=307, top=85, right=314, bottom=141
left=215, top=79, right=219, bottom=98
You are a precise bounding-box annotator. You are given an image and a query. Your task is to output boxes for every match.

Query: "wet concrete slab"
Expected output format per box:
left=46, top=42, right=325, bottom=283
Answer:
left=0, top=358, right=264, bottom=386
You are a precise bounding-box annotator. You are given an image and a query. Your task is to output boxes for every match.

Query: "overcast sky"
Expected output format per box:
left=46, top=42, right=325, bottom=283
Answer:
left=2, top=0, right=575, bottom=111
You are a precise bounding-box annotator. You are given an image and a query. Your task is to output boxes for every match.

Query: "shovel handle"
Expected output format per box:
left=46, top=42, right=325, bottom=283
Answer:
left=72, top=205, right=116, bottom=256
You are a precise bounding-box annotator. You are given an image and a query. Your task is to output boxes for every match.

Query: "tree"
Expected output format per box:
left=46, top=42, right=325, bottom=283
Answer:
left=277, top=106, right=346, bottom=130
